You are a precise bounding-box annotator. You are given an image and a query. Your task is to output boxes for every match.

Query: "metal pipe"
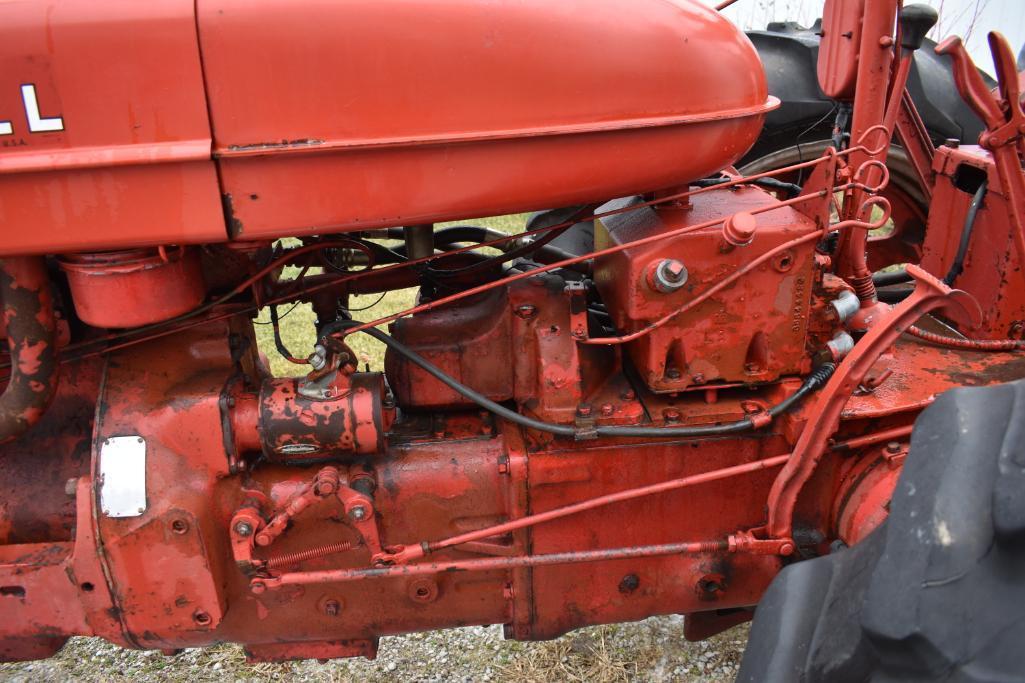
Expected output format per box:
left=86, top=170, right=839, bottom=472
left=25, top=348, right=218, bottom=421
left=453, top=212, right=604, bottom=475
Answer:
left=259, top=539, right=729, bottom=588
left=0, top=257, right=58, bottom=445
left=403, top=224, right=434, bottom=260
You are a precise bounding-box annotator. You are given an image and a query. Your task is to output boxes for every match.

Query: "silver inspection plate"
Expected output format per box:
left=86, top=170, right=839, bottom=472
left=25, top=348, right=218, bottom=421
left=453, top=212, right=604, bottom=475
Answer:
left=99, top=436, right=147, bottom=518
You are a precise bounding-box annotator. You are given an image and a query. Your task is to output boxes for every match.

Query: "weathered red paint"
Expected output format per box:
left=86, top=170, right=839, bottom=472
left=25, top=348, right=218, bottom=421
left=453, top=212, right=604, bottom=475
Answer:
left=58, top=248, right=206, bottom=329
left=0, top=257, right=58, bottom=444
left=2, top=0, right=1025, bottom=668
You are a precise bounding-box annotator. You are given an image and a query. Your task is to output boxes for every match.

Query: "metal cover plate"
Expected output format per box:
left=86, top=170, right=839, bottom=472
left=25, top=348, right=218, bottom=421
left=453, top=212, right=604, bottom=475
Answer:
left=99, top=436, right=147, bottom=518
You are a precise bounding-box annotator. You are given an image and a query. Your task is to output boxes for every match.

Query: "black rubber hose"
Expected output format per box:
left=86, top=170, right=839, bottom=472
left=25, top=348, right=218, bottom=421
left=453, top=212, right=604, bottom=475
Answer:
left=387, top=225, right=590, bottom=274
left=691, top=176, right=804, bottom=199
left=872, top=267, right=912, bottom=288
left=944, top=179, right=988, bottom=285
left=878, top=287, right=913, bottom=304
left=331, top=320, right=835, bottom=439
left=597, top=362, right=835, bottom=438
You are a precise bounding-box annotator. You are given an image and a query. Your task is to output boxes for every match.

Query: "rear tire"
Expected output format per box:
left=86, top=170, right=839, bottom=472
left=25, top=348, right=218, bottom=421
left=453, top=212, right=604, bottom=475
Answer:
left=738, top=380, right=1025, bottom=681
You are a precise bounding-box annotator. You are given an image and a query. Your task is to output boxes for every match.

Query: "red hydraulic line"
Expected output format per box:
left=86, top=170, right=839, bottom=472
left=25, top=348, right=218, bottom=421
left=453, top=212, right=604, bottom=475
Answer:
left=830, top=425, right=914, bottom=452
left=907, top=325, right=1025, bottom=351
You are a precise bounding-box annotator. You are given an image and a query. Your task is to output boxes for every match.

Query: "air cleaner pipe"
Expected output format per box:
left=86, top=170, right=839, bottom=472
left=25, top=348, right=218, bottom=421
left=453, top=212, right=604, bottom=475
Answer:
left=0, top=257, right=59, bottom=445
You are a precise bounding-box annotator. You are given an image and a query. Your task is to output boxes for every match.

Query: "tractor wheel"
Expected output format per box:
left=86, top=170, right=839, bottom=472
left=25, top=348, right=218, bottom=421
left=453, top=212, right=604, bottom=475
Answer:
left=738, top=379, right=1025, bottom=681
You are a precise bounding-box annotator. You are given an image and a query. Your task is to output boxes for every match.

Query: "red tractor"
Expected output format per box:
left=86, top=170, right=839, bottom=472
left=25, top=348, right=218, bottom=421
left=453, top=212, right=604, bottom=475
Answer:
left=1, top=0, right=1023, bottom=679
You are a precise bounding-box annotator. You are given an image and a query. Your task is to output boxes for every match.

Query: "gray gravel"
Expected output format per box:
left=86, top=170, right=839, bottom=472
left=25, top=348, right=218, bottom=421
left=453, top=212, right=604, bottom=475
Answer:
left=0, top=616, right=747, bottom=682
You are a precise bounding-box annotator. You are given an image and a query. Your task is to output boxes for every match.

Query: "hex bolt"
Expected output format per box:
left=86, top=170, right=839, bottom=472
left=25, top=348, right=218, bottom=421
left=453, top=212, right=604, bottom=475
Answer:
left=250, top=581, right=266, bottom=595
left=323, top=599, right=341, bottom=617
left=234, top=521, right=253, bottom=538
left=576, top=404, right=593, bottom=418
left=650, top=259, right=689, bottom=293
left=349, top=505, right=368, bottom=521
left=64, top=478, right=78, bottom=497
left=885, top=441, right=902, bottom=454
left=600, top=403, right=615, bottom=417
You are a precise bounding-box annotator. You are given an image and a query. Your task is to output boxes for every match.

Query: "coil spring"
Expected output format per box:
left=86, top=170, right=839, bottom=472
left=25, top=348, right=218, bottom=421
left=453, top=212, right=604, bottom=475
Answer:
left=850, top=274, right=878, bottom=303
left=266, top=541, right=360, bottom=570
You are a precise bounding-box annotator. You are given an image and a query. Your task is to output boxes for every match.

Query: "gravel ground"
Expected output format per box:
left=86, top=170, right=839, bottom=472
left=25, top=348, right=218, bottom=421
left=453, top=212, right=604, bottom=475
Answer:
left=0, top=619, right=748, bottom=682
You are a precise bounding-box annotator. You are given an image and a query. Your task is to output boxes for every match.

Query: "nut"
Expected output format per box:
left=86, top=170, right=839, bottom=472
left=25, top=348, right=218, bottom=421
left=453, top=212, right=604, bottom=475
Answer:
left=349, top=505, right=368, bottom=521
left=323, top=599, right=341, bottom=616
left=234, top=521, right=253, bottom=538
left=649, top=259, right=689, bottom=293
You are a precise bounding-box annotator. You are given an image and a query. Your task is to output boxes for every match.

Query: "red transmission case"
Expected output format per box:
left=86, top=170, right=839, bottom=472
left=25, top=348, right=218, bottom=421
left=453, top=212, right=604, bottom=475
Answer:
left=594, top=187, right=819, bottom=393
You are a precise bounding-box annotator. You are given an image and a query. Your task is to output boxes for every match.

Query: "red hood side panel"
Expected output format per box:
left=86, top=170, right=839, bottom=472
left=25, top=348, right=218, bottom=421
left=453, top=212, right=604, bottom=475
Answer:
left=0, top=0, right=226, bottom=256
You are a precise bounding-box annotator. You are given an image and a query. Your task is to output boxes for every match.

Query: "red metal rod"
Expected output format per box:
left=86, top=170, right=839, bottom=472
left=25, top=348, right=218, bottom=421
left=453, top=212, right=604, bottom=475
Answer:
left=260, top=539, right=729, bottom=588
left=831, top=425, right=914, bottom=452
left=381, top=454, right=790, bottom=565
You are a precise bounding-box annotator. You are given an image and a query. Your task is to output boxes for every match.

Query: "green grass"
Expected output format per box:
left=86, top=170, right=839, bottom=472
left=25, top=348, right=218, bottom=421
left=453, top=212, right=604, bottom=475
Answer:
left=253, top=214, right=526, bottom=376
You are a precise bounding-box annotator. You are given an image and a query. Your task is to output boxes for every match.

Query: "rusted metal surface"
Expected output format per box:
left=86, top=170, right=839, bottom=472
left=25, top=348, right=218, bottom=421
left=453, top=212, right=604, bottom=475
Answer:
left=0, top=257, right=59, bottom=445
left=3, top=0, right=1025, bottom=667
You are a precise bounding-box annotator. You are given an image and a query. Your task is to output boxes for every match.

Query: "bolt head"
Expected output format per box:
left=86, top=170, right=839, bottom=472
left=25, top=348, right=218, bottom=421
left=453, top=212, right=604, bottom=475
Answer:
left=250, top=581, right=266, bottom=594
left=650, top=259, right=688, bottom=293
left=663, top=260, right=686, bottom=281
left=323, top=599, right=341, bottom=616
left=349, top=505, right=368, bottom=521
left=234, top=521, right=253, bottom=537
left=576, top=404, right=593, bottom=418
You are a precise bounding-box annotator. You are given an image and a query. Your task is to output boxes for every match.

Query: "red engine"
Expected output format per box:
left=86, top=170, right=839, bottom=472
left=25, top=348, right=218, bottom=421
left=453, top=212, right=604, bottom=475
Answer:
left=3, top=0, right=1025, bottom=669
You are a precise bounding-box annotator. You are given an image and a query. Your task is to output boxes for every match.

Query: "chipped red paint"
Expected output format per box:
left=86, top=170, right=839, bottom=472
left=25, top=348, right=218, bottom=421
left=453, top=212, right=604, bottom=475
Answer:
left=0, top=257, right=58, bottom=445
left=3, top=0, right=1025, bottom=667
